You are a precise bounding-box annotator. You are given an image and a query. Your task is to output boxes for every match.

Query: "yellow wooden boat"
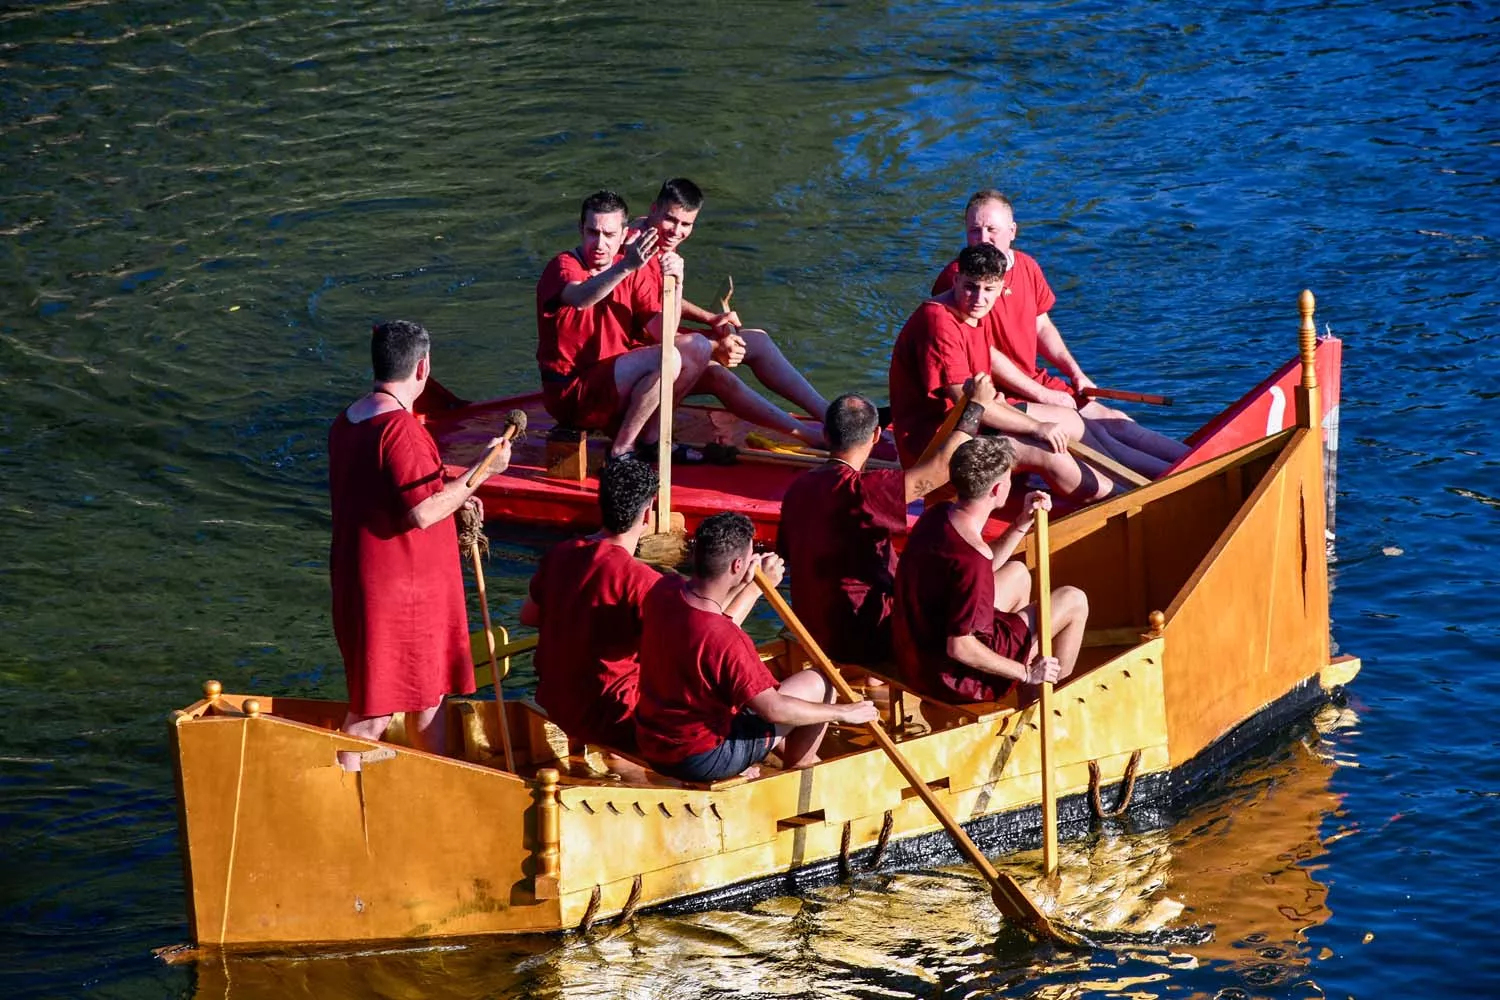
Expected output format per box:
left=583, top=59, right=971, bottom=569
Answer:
left=166, top=292, right=1359, bottom=953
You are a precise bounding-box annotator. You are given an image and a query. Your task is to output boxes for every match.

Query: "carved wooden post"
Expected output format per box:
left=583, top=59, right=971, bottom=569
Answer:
left=1295, top=290, right=1319, bottom=428
left=534, top=767, right=561, bottom=899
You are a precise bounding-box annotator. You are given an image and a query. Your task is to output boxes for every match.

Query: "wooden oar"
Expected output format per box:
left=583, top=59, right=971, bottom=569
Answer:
left=913, top=390, right=973, bottom=471
left=752, top=568, right=1082, bottom=947
left=1081, top=386, right=1173, bottom=407
left=1035, top=506, right=1058, bottom=876
left=1068, top=440, right=1150, bottom=489
left=719, top=274, right=734, bottom=318
left=638, top=275, right=690, bottom=568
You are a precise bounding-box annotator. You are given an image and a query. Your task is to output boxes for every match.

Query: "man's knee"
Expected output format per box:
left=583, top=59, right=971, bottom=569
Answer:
left=676, top=332, right=713, bottom=369
left=739, top=328, right=774, bottom=356
left=1056, top=585, right=1088, bottom=623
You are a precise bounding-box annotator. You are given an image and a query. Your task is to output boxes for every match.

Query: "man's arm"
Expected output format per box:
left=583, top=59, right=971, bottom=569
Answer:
left=746, top=685, right=878, bottom=727
left=1035, top=313, right=1091, bottom=389
left=723, top=553, right=784, bottom=624
left=904, top=373, right=997, bottom=502
left=990, top=346, right=1076, bottom=409
left=937, top=383, right=1069, bottom=454
left=946, top=635, right=1060, bottom=686
left=404, top=440, right=511, bottom=531
left=988, top=490, right=1050, bottom=568
left=559, top=231, right=660, bottom=309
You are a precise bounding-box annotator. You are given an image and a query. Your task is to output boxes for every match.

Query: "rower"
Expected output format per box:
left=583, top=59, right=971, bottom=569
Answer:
left=633, top=513, right=878, bottom=783
left=536, top=189, right=714, bottom=461
left=775, top=373, right=998, bottom=667
left=519, top=457, right=662, bottom=751
left=932, top=190, right=1188, bottom=478
left=888, top=243, right=1115, bottom=502
left=893, top=437, right=1089, bottom=705
left=632, top=178, right=830, bottom=449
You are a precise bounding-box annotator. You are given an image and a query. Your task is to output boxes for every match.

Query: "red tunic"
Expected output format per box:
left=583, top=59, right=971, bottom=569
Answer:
left=892, top=503, right=1031, bottom=703
left=777, top=463, right=907, bottom=665
left=328, top=409, right=474, bottom=716
left=634, top=577, right=779, bottom=764
left=887, top=300, right=990, bottom=467
left=535, top=250, right=659, bottom=427
left=528, top=537, right=661, bottom=749
left=932, top=251, right=1070, bottom=398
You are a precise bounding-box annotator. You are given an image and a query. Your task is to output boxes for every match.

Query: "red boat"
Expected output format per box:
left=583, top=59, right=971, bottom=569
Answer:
left=427, top=338, right=1343, bottom=544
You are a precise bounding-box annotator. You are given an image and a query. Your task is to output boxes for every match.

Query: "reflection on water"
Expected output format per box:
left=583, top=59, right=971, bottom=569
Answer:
left=187, top=706, right=1354, bottom=999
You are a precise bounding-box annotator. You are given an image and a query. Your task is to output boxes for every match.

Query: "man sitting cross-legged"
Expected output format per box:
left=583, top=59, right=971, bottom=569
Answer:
left=634, top=512, right=878, bottom=783
left=520, top=457, right=662, bottom=752
left=889, top=243, right=1116, bottom=503
left=536, top=189, right=718, bottom=461
left=776, top=373, right=998, bottom=667
left=893, top=436, right=1089, bottom=705
left=631, top=177, right=829, bottom=448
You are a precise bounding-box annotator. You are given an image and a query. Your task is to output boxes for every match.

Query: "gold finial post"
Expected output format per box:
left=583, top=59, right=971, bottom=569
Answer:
left=1298, top=289, right=1317, bottom=390
left=203, top=679, right=222, bottom=702
left=534, top=768, right=561, bottom=899
left=1147, top=611, right=1166, bottom=638
left=242, top=699, right=262, bottom=718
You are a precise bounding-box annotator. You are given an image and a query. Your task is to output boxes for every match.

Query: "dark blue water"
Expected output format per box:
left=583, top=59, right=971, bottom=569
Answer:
left=2, top=1, right=1497, bottom=996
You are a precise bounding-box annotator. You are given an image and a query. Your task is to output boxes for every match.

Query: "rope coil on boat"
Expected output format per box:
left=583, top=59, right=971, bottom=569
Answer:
left=578, top=885, right=602, bottom=934
left=457, top=503, right=489, bottom=558
left=616, top=874, right=644, bottom=927
left=869, top=810, right=894, bottom=870
left=1088, top=749, right=1143, bottom=819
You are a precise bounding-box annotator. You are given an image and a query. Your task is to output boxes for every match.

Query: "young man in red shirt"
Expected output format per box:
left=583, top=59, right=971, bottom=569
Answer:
left=329, top=321, right=512, bottom=767
left=536, top=189, right=716, bottom=461
left=933, top=190, right=1187, bottom=478
left=634, top=513, right=878, bottom=783
left=893, top=436, right=1089, bottom=705
left=632, top=178, right=829, bottom=449
left=775, top=373, right=998, bottom=666
left=520, top=458, right=662, bottom=751
left=889, top=243, right=1115, bottom=502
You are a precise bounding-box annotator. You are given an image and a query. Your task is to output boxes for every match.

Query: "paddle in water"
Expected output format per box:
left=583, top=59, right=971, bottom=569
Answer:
left=751, top=568, right=1087, bottom=948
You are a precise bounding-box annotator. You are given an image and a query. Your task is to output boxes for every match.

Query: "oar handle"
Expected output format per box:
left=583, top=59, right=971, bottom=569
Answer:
left=1081, top=386, right=1172, bottom=407
left=1035, top=506, right=1059, bottom=875
left=912, top=391, right=972, bottom=471
left=465, top=419, right=524, bottom=488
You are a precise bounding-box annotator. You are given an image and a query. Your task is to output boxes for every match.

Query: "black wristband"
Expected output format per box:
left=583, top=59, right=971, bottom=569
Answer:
left=955, top=401, right=984, bottom=438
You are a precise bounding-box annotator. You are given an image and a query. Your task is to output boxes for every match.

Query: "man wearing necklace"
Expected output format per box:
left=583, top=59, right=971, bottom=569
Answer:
left=775, top=373, right=998, bottom=667
left=634, top=513, right=879, bottom=783
left=931, top=190, right=1187, bottom=478
left=328, top=320, right=511, bottom=765
left=520, top=458, right=661, bottom=751
left=893, top=436, right=1089, bottom=706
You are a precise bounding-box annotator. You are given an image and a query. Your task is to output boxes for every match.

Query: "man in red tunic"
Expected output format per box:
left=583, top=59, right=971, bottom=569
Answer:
left=329, top=320, right=511, bottom=765
left=775, top=373, right=998, bottom=666
left=893, top=436, right=1089, bottom=704
left=537, top=189, right=716, bottom=461
left=634, top=513, right=878, bottom=783
left=519, top=457, right=661, bottom=750
left=889, top=243, right=1115, bottom=502
left=932, top=190, right=1187, bottom=478
left=630, top=178, right=828, bottom=448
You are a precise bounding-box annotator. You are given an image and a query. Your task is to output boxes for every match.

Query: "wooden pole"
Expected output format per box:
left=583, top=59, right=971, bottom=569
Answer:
left=913, top=391, right=972, bottom=472
left=656, top=275, right=679, bottom=530
left=470, top=547, right=515, bottom=772
left=1068, top=440, right=1150, bottom=489
left=752, top=569, right=1083, bottom=947
left=1036, top=507, right=1058, bottom=876
left=1080, top=386, right=1173, bottom=407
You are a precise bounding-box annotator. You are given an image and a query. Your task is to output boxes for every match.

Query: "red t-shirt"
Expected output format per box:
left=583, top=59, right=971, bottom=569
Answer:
left=328, top=409, right=475, bottom=716
left=634, top=576, right=779, bottom=764
left=887, top=299, right=990, bottom=467
left=932, top=250, right=1057, bottom=383
left=892, top=503, right=1009, bottom=697
left=529, top=537, right=661, bottom=748
left=535, top=250, right=659, bottom=380
left=777, top=463, right=907, bottom=665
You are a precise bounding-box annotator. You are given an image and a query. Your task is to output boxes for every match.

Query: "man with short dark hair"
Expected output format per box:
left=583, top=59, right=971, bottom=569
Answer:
left=932, top=190, right=1187, bottom=477
left=520, top=458, right=663, bottom=750
left=776, top=373, right=998, bottom=665
left=329, top=320, right=511, bottom=763
left=537, top=189, right=714, bottom=460
left=632, top=178, right=830, bottom=448
left=893, top=436, right=1089, bottom=705
left=889, top=243, right=1115, bottom=502
left=634, top=512, right=877, bottom=782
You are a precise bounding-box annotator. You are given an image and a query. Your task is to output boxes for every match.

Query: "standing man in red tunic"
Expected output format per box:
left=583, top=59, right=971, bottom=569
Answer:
left=519, top=457, right=661, bottom=750
left=329, top=320, right=511, bottom=764
left=634, top=513, right=878, bottom=783
left=889, top=243, right=1115, bottom=502
left=631, top=178, right=829, bottom=448
left=775, top=373, right=998, bottom=666
left=932, top=190, right=1187, bottom=477
left=537, top=190, right=716, bottom=461
left=893, top=436, right=1089, bottom=705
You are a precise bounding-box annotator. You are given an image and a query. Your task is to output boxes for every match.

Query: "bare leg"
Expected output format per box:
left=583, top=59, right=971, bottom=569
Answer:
left=736, top=328, right=829, bottom=419
left=408, top=702, right=448, bottom=756
left=1080, top=401, right=1189, bottom=463
left=694, top=364, right=826, bottom=448
left=994, top=560, right=1031, bottom=613
left=1048, top=585, right=1089, bottom=674
left=610, top=336, right=713, bottom=455
left=1021, top=401, right=1086, bottom=442
left=1011, top=438, right=1117, bottom=503
left=770, top=669, right=835, bottom=768
left=1081, top=421, right=1173, bottom=479
left=338, top=711, right=392, bottom=771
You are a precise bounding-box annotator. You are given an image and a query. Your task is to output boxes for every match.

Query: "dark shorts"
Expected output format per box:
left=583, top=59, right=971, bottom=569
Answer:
left=541, top=357, right=622, bottom=432
left=937, top=609, right=1033, bottom=702
left=654, top=711, right=777, bottom=783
